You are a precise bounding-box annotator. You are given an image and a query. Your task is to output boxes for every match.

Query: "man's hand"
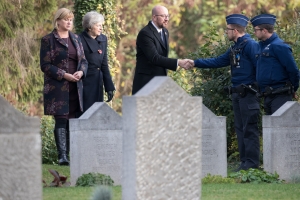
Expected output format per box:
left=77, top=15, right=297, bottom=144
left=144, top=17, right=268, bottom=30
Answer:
left=187, top=59, right=195, bottom=68
left=178, top=59, right=194, bottom=70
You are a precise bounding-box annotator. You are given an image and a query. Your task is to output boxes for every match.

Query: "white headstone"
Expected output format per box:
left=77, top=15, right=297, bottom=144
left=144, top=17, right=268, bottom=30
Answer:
left=122, top=77, right=202, bottom=200
left=70, top=103, right=122, bottom=186
left=0, top=95, right=41, bottom=200
left=263, top=101, right=300, bottom=182
left=202, top=105, right=227, bottom=177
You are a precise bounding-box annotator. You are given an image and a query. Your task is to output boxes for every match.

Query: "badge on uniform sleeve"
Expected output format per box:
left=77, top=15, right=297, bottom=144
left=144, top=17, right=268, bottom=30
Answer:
left=98, top=50, right=102, bottom=54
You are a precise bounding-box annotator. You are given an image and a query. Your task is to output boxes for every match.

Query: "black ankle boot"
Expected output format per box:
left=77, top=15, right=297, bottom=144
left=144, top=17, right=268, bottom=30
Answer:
left=54, top=128, right=70, bottom=166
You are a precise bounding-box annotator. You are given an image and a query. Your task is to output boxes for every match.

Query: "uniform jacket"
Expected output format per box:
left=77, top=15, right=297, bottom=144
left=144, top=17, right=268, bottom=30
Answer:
left=40, top=29, right=88, bottom=115
left=132, top=21, right=178, bottom=94
left=256, top=33, right=299, bottom=92
left=194, top=34, right=259, bottom=87
left=79, top=31, right=115, bottom=111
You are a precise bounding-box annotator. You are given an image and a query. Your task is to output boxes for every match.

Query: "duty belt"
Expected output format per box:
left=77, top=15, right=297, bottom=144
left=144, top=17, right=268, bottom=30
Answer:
left=225, top=82, right=294, bottom=98
left=224, top=84, right=258, bottom=98
left=259, top=84, right=293, bottom=97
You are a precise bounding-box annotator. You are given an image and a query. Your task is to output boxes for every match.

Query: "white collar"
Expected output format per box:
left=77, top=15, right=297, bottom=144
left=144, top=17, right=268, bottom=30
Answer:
left=151, top=21, right=162, bottom=33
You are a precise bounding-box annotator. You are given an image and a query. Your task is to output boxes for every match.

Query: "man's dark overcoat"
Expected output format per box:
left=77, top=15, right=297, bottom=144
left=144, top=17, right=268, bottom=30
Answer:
left=40, top=29, right=88, bottom=115
left=132, top=21, right=177, bottom=94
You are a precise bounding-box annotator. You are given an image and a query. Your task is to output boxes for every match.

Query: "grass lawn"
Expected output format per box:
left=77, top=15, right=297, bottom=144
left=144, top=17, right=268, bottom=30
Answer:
left=43, top=164, right=300, bottom=200
left=43, top=186, right=122, bottom=200
left=202, top=183, right=300, bottom=200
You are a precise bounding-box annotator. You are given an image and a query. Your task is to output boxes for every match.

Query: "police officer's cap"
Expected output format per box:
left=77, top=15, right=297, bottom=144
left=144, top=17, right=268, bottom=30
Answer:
left=226, top=14, right=249, bottom=27
left=250, top=14, right=276, bottom=27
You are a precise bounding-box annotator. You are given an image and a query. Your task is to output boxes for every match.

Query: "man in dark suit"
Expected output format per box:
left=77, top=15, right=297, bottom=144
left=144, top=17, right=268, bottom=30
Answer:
left=132, top=5, right=191, bottom=95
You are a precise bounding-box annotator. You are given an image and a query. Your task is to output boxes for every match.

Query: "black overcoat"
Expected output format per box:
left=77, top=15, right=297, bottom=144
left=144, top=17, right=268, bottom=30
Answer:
left=132, top=21, right=178, bottom=94
left=80, top=31, right=115, bottom=112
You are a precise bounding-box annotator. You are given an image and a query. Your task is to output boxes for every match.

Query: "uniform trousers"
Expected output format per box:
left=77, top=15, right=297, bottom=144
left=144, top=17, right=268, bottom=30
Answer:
left=232, top=92, right=260, bottom=169
left=264, top=93, right=292, bottom=115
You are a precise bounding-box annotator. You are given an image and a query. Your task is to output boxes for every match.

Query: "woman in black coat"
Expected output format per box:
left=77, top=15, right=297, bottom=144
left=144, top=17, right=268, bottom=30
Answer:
left=80, top=11, right=115, bottom=112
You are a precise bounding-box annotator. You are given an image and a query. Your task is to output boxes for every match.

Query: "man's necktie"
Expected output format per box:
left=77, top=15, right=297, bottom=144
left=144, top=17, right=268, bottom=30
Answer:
left=160, top=31, right=166, bottom=46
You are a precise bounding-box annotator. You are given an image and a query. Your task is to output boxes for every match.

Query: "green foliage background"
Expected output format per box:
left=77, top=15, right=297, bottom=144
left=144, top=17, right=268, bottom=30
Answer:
left=41, top=116, right=57, bottom=164
left=0, top=0, right=68, bottom=115
left=1, top=0, right=300, bottom=163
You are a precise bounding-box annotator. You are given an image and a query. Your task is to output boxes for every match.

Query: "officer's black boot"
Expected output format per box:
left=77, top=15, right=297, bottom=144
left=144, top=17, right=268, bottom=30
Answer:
left=234, top=162, right=245, bottom=172
left=54, top=128, right=69, bottom=166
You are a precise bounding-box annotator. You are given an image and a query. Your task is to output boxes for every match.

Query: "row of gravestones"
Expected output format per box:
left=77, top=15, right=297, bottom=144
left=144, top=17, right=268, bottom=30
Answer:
left=1, top=77, right=300, bottom=199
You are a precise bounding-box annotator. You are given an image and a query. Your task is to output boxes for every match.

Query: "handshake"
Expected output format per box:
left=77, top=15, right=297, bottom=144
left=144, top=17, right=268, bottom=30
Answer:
left=178, top=59, right=195, bottom=70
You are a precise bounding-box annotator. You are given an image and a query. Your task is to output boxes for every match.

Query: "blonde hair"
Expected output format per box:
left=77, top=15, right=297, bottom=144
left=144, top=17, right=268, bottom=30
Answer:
left=53, top=8, right=74, bottom=29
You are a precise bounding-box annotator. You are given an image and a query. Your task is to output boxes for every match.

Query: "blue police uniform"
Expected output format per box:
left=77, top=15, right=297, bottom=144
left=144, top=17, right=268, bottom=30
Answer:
left=194, top=14, right=260, bottom=170
left=251, top=14, right=300, bottom=115
left=194, top=33, right=257, bottom=86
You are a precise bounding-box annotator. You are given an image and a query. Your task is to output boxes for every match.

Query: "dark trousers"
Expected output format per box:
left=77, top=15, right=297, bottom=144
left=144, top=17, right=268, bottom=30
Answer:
left=232, top=92, right=260, bottom=168
left=264, top=93, right=292, bottom=115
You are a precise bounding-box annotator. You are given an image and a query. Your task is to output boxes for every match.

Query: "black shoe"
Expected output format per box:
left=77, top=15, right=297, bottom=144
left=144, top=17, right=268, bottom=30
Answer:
left=242, top=162, right=259, bottom=171
left=241, top=166, right=258, bottom=171
left=234, top=162, right=245, bottom=172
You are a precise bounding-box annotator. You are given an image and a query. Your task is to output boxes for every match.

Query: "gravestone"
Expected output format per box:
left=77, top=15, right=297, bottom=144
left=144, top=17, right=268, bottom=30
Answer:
left=122, top=77, right=202, bottom=200
left=202, top=105, right=227, bottom=178
left=0, top=95, right=41, bottom=200
left=263, top=101, right=300, bottom=182
left=70, top=103, right=122, bottom=186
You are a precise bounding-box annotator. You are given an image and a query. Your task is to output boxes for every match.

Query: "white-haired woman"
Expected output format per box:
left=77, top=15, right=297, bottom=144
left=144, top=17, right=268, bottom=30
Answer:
left=79, top=11, right=115, bottom=112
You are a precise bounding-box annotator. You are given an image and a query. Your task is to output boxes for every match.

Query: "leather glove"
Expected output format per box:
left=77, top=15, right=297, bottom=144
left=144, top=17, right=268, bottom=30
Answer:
left=106, top=91, right=114, bottom=102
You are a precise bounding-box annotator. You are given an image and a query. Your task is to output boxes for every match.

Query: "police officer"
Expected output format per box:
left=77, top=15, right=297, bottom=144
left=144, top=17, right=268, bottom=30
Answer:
left=188, top=14, right=260, bottom=171
left=250, top=14, right=299, bottom=115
